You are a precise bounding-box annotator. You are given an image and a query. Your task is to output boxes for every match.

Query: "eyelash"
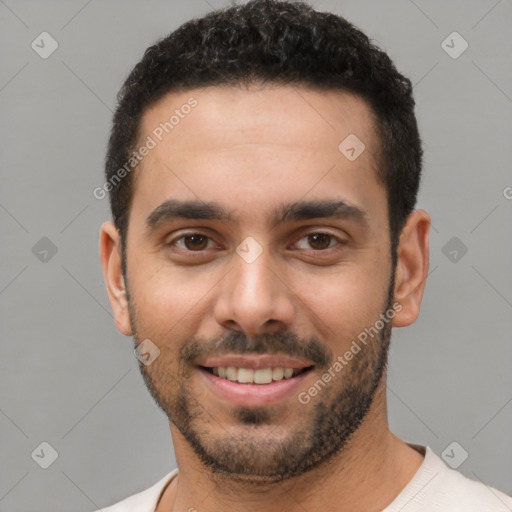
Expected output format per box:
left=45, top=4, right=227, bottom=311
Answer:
left=166, top=231, right=345, bottom=254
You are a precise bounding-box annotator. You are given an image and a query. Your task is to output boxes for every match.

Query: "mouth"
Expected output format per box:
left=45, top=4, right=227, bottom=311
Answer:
left=199, top=365, right=313, bottom=384
left=196, top=355, right=315, bottom=406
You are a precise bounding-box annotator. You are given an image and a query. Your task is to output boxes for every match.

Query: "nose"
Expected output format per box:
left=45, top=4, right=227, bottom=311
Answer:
left=213, top=247, right=295, bottom=337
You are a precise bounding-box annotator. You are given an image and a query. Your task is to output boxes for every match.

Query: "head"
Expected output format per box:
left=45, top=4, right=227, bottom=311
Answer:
left=100, top=0, right=429, bottom=482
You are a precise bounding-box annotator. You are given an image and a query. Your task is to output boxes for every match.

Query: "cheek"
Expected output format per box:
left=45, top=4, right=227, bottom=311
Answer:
left=129, top=262, right=217, bottom=333
left=315, top=283, right=378, bottom=328
left=294, top=263, right=389, bottom=339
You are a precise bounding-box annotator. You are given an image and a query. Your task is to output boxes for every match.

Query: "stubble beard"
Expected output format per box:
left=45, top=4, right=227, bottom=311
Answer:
left=127, top=276, right=394, bottom=483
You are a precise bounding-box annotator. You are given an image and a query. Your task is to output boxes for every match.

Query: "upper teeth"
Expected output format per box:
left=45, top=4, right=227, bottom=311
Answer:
left=211, top=367, right=296, bottom=384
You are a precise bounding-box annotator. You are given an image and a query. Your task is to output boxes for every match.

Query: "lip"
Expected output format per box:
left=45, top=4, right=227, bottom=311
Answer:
left=197, top=354, right=313, bottom=370
left=198, top=365, right=314, bottom=407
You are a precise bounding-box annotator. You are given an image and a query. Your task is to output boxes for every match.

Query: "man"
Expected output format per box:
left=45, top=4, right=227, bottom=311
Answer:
left=98, top=0, right=512, bottom=510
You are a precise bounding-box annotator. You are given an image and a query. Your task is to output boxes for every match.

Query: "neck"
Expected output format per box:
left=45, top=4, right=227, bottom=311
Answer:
left=157, top=378, right=425, bottom=512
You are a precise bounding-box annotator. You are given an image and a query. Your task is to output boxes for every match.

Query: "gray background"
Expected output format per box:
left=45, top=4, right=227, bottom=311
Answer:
left=1, top=0, right=511, bottom=510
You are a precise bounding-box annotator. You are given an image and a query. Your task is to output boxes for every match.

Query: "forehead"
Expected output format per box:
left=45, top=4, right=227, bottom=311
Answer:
left=139, top=84, right=379, bottom=161
left=130, top=84, right=385, bottom=230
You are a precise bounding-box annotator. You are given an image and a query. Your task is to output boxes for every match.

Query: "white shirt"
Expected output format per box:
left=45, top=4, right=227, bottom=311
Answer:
left=96, top=444, right=512, bottom=511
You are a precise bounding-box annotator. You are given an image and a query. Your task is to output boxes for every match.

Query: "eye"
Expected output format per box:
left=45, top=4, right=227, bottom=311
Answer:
left=169, top=233, right=216, bottom=251
left=166, top=231, right=345, bottom=254
left=293, top=232, right=344, bottom=251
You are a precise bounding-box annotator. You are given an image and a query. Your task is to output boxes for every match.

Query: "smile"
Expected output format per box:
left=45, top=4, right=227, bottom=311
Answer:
left=201, top=366, right=311, bottom=384
left=197, top=359, right=314, bottom=406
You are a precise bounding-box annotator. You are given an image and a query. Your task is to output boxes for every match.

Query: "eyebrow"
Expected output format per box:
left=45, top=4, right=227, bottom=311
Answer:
left=145, top=198, right=369, bottom=231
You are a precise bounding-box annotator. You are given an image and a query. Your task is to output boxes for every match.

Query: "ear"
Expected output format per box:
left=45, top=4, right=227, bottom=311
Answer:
left=391, top=209, right=430, bottom=327
left=99, top=221, right=133, bottom=336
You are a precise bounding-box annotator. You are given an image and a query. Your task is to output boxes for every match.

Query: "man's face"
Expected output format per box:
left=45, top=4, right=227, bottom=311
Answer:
left=123, top=85, right=395, bottom=481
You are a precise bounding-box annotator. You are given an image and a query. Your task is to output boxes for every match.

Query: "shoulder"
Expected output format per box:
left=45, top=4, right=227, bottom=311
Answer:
left=431, top=462, right=512, bottom=511
left=388, top=446, right=512, bottom=511
left=92, top=469, right=178, bottom=512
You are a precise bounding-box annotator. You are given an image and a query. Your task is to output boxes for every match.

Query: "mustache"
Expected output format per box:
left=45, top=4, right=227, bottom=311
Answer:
left=180, top=330, right=332, bottom=369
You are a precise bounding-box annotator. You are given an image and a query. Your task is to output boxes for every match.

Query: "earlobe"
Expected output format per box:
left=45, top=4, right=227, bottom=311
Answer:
left=391, top=210, right=430, bottom=328
left=99, top=221, right=133, bottom=336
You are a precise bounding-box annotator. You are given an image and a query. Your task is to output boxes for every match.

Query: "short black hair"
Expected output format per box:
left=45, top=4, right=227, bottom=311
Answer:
left=104, top=0, right=423, bottom=273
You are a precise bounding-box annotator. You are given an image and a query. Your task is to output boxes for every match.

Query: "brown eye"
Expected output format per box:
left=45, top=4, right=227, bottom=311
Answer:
left=307, top=233, right=332, bottom=250
left=294, top=232, right=342, bottom=251
left=170, top=233, right=214, bottom=251
left=183, top=235, right=209, bottom=250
